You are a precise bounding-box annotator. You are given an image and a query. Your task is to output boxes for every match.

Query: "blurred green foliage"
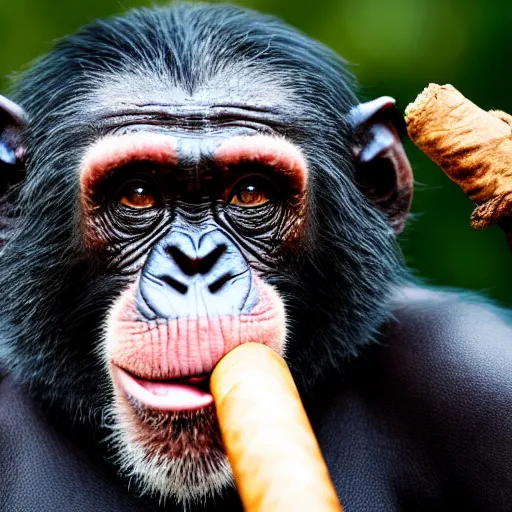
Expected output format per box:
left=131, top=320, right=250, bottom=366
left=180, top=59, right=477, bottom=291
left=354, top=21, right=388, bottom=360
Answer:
left=1, top=0, right=511, bottom=305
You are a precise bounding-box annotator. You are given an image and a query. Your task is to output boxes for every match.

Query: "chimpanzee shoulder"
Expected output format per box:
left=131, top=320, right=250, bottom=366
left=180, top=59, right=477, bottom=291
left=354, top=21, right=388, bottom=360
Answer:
left=0, top=374, right=152, bottom=512
left=312, top=286, right=512, bottom=512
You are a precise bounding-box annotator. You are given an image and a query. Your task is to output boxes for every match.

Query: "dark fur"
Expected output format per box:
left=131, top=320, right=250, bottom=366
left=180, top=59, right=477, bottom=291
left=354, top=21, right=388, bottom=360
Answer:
left=0, top=2, right=405, bottom=448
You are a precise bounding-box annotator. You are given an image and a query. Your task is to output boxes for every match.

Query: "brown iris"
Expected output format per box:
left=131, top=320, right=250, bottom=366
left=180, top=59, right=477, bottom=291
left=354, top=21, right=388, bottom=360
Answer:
left=230, top=181, right=270, bottom=207
left=119, top=183, right=156, bottom=209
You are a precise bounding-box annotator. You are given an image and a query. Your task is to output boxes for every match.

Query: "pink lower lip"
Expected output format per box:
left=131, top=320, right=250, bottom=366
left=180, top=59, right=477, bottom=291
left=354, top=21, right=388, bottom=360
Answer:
left=111, top=365, right=214, bottom=412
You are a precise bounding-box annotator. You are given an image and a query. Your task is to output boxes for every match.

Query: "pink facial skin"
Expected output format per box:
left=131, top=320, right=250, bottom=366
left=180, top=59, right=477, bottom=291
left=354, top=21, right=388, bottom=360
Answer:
left=80, top=133, right=178, bottom=194
left=106, top=277, right=286, bottom=377
left=106, top=277, right=287, bottom=411
left=215, top=134, right=309, bottom=195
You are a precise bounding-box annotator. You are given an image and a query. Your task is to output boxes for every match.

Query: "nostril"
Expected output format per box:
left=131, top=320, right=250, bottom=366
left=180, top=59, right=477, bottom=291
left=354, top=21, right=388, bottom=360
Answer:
left=198, top=244, right=227, bottom=275
left=167, top=246, right=198, bottom=276
left=167, top=244, right=227, bottom=276
left=161, top=275, right=188, bottom=295
left=208, top=272, right=233, bottom=294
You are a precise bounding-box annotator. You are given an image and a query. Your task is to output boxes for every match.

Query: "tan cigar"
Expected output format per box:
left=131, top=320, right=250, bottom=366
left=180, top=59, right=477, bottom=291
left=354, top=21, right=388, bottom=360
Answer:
left=210, top=342, right=343, bottom=512
left=405, top=83, right=512, bottom=228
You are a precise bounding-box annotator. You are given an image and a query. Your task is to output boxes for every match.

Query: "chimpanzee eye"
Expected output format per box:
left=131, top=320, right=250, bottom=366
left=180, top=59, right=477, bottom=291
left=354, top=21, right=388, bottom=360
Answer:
left=118, top=181, right=157, bottom=209
left=229, top=177, right=272, bottom=207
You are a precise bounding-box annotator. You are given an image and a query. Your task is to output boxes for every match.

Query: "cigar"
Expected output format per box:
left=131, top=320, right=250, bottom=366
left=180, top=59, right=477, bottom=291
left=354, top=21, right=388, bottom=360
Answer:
left=211, top=343, right=343, bottom=512
left=405, top=83, right=512, bottom=229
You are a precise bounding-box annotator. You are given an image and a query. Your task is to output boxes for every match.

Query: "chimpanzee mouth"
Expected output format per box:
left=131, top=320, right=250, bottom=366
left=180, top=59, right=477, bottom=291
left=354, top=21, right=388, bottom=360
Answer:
left=111, top=364, right=214, bottom=412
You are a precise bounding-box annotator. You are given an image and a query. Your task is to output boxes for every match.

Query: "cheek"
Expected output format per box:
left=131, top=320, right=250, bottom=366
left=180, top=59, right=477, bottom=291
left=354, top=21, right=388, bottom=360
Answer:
left=104, top=277, right=287, bottom=380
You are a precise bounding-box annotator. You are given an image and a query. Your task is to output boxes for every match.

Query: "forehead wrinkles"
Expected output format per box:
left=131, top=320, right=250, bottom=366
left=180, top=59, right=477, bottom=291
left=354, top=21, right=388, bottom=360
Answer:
left=88, top=64, right=294, bottom=113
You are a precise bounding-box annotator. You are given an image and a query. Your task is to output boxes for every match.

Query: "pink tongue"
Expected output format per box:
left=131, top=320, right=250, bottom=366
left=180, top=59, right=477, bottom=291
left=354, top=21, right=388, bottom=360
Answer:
left=141, top=380, right=207, bottom=397
left=112, top=366, right=213, bottom=412
left=139, top=380, right=213, bottom=407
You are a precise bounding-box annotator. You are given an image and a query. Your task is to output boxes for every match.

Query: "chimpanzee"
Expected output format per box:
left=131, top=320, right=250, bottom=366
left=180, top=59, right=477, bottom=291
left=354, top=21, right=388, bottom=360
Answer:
left=0, top=4, right=511, bottom=512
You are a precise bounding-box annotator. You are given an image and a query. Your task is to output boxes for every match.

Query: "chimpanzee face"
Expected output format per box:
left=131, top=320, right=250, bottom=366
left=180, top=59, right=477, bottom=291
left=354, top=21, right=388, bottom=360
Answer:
left=79, top=125, right=304, bottom=501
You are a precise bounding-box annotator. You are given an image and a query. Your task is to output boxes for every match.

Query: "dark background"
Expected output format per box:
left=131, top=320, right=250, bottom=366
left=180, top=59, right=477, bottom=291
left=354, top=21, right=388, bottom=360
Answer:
left=1, top=0, right=511, bottom=305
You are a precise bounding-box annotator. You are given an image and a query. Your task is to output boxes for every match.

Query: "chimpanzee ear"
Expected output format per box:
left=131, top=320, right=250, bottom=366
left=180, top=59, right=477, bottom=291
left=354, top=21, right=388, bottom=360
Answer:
left=0, top=95, right=27, bottom=196
left=348, top=97, right=413, bottom=234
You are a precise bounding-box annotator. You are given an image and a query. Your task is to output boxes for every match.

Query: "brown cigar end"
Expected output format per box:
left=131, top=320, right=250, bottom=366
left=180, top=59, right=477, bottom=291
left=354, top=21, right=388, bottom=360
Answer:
left=405, top=83, right=512, bottom=227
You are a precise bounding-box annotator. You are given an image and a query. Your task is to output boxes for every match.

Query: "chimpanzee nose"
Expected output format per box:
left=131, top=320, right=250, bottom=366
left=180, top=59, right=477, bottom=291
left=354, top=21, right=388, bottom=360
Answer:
left=136, top=229, right=259, bottom=320
left=167, top=243, right=227, bottom=287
